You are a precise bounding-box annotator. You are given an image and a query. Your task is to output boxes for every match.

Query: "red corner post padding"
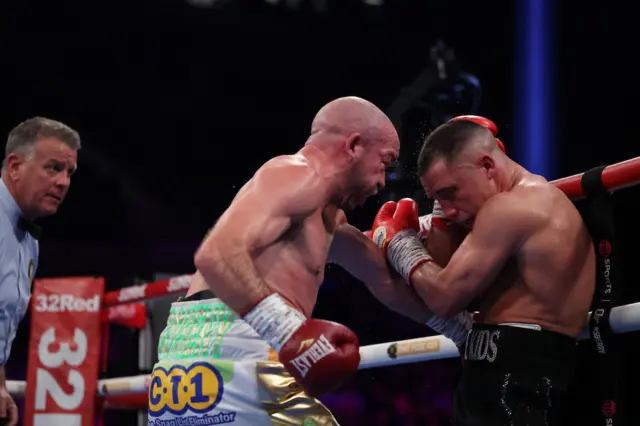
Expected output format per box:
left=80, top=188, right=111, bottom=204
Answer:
left=24, top=277, right=105, bottom=426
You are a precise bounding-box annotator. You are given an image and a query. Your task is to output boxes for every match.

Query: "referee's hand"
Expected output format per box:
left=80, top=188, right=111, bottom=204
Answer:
left=0, top=387, right=17, bottom=426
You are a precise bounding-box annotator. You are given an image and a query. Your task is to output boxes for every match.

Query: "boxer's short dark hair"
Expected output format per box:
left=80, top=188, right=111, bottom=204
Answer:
left=417, top=120, right=485, bottom=177
left=3, top=117, right=81, bottom=168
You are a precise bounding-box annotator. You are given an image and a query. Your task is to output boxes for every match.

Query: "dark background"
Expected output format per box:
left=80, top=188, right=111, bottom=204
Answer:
left=3, top=0, right=639, bottom=425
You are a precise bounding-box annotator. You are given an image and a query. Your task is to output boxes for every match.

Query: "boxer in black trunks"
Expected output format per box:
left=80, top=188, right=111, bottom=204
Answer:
left=370, top=118, right=595, bottom=425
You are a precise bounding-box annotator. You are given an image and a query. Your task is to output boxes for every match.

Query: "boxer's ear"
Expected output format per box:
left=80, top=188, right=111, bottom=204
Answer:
left=345, top=133, right=361, bottom=155
left=480, top=155, right=495, bottom=176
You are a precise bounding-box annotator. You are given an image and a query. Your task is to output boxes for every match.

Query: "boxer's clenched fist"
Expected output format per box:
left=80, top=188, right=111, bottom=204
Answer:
left=279, top=317, right=359, bottom=397
left=244, top=293, right=359, bottom=398
left=369, top=198, right=433, bottom=283
left=370, top=199, right=420, bottom=251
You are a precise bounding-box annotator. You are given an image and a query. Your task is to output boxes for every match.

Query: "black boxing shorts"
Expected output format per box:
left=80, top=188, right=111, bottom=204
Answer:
left=452, top=323, right=578, bottom=426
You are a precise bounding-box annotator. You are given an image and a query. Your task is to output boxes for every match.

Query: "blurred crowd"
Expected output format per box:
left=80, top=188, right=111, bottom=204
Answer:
left=323, top=360, right=460, bottom=425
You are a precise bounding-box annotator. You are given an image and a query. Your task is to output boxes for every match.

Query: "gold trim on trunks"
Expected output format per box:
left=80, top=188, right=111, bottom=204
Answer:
left=256, top=361, right=339, bottom=426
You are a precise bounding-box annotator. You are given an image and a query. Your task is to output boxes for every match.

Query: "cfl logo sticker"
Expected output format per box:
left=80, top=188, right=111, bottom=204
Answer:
left=148, top=362, right=224, bottom=416
left=372, top=227, right=387, bottom=248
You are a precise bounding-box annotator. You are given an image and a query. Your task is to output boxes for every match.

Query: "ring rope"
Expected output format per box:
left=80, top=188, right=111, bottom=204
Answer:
left=553, top=156, right=640, bottom=199
left=7, top=301, right=640, bottom=398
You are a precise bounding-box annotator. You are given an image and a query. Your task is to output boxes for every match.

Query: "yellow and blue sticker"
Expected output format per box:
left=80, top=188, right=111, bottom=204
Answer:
left=148, top=361, right=236, bottom=425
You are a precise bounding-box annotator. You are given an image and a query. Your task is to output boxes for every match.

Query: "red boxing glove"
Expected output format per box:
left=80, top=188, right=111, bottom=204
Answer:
left=449, top=115, right=506, bottom=153
left=370, top=199, right=420, bottom=250
left=243, top=294, right=360, bottom=397
left=279, top=318, right=359, bottom=397
left=369, top=198, right=433, bottom=283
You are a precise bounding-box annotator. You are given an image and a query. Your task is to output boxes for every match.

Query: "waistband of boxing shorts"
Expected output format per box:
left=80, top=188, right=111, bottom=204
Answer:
left=157, top=290, right=276, bottom=362
left=462, top=322, right=578, bottom=372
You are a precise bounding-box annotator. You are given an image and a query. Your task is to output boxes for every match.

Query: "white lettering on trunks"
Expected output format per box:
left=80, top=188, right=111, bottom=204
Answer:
left=464, top=329, right=500, bottom=363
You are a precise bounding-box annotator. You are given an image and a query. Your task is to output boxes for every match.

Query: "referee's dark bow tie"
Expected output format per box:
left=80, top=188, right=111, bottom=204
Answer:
left=18, top=217, right=42, bottom=240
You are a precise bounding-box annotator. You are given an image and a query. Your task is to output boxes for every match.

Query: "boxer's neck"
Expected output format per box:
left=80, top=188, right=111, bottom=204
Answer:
left=299, top=145, right=348, bottom=178
left=500, top=159, right=527, bottom=192
left=298, top=144, right=352, bottom=206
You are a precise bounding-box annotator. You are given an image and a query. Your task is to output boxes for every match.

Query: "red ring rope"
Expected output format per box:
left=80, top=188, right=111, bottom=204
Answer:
left=551, top=156, right=640, bottom=200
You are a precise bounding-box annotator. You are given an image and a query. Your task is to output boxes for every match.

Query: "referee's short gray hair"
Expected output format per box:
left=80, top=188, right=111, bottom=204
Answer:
left=3, top=117, right=81, bottom=169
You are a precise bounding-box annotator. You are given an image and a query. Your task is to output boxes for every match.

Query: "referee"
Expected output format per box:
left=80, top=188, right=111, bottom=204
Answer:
left=0, top=117, right=80, bottom=426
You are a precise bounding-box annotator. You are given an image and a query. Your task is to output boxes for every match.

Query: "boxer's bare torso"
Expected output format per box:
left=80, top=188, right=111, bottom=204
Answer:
left=190, top=148, right=344, bottom=317
left=188, top=96, right=399, bottom=399
left=193, top=96, right=400, bottom=321
left=430, top=174, right=595, bottom=338
left=475, top=175, right=595, bottom=337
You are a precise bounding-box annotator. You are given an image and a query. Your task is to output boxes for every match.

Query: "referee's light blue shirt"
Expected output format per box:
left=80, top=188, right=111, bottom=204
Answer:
left=0, top=178, right=38, bottom=366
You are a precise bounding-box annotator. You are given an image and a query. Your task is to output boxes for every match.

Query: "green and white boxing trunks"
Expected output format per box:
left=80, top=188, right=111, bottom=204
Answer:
left=148, top=290, right=339, bottom=426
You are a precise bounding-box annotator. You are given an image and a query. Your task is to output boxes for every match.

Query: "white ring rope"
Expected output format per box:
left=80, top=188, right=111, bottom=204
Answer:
left=7, top=301, right=640, bottom=399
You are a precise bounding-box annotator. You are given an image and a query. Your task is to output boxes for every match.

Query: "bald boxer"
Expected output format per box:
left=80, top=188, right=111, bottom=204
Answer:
left=371, top=118, right=595, bottom=425
left=149, top=97, right=399, bottom=426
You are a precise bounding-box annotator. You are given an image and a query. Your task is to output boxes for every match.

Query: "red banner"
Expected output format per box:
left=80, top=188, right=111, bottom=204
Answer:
left=24, top=277, right=105, bottom=426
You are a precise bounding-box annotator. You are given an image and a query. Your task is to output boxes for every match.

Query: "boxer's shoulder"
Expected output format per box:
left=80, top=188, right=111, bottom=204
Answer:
left=512, top=175, right=560, bottom=202
left=510, top=183, right=568, bottom=220
left=261, top=154, right=311, bottom=171
left=256, top=156, right=322, bottom=188
left=475, top=190, right=548, bottom=238
left=249, top=157, right=329, bottom=217
left=493, top=182, right=552, bottom=210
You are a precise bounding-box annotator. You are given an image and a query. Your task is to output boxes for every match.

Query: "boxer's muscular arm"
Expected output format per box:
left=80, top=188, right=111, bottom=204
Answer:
left=194, top=163, right=326, bottom=315
left=427, top=225, right=464, bottom=267
left=410, top=192, right=541, bottom=317
left=330, top=224, right=434, bottom=323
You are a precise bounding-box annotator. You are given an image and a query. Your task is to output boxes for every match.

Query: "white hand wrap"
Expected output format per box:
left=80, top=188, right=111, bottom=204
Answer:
left=426, top=311, right=473, bottom=346
left=417, top=214, right=433, bottom=241
left=386, top=229, right=433, bottom=283
left=244, top=293, right=306, bottom=353
left=432, top=200, right=446, bottom=218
